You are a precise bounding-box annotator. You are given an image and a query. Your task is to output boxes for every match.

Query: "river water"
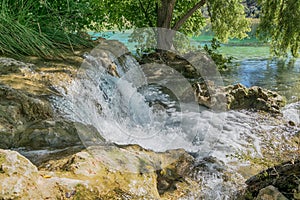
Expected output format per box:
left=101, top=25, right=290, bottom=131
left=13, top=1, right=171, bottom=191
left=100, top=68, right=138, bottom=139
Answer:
left=99, top=31, right=300, bottom=102
left=55, top=35, right=300, bottom=199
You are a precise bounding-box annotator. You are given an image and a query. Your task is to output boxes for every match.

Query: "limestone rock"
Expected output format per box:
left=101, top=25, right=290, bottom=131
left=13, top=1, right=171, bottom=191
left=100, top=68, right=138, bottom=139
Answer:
left=38, top=145, right=201, bottom=199
left=0, top=146, right=201, bottom=199
left=14, top=120, right=106, bottom=166
left=0, top=149, right=91, bottom=199
left=0, top=57, right=34, bottom=74
left=139, top=50, right=217, bottom=79
left=195, top=83, right=286, bottom=113
left=255, top=185, right=288, bottom=200
left=0, top=149, right=42, bottom=199
left=17, top=120, right=82, bottom=150
left=0, top=85, right=53, bottom=149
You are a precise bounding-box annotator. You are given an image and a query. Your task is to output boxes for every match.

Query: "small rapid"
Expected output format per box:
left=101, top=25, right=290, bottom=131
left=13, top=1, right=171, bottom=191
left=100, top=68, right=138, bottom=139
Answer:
left=52, top=41, right=300, bottom=199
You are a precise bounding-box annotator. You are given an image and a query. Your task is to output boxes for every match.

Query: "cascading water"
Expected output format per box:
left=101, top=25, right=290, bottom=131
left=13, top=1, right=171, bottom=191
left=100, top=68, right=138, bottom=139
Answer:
left=53, top=41, right=300, bottom=199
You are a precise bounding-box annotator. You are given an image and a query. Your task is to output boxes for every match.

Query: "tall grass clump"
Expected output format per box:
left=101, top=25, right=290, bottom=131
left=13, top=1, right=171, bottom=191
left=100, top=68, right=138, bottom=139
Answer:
left=0, top=0, right=95, bottom=58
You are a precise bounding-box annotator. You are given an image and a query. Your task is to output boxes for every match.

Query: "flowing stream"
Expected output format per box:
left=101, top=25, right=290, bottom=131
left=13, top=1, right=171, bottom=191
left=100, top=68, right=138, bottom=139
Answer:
left=53, top=40, right=300, bottom=199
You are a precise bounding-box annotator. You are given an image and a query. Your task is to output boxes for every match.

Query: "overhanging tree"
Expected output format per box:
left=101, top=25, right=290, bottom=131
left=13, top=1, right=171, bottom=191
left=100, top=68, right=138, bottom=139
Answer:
left=95, top=0, right=250, bottom=50
left=257, top=0, right=300, bottom=57
left=94, top=0, right=299, bottom=57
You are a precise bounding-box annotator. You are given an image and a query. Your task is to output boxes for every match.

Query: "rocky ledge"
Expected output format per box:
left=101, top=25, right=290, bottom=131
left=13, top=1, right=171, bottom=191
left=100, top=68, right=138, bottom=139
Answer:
left=0, top=146, right=205, bottom=199
left=194, top=82, right=286, bottom=113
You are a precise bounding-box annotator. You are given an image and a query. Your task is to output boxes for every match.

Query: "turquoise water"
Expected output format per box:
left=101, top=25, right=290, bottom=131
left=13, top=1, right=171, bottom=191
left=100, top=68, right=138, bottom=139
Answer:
left=94, top=31, right=300, bottom=103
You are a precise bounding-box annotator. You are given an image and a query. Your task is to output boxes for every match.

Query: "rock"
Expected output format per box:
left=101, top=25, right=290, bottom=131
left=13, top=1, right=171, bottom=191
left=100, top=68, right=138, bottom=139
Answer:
left=193, top=81, right=227, bottom=110
left=0, top=85, right=53, bottom=124
left=0, top=57, right=34, bottom=74
left=0, top=85, right=53, bottom=149
left=0, top=146, right=201, bottom=199
left=195, top=83, right=286, bottom=113
left=243, top=159, right=300, bottom=199
left=255, top=185, right=288, bottom=200
left=0, top=56, right=81, bottom=143
left=139, top=50, right=214, bottom=79
left=0, top=149, right=91, bottom=199
left=0, top=56, right=108, bottom=159
left=0, top=89, right=106, bottom=150
left=0, top=149, right=42, bottom=199
left=17, top=120, right=82, bottom=150
left=13, top=120, right=106, bottom=165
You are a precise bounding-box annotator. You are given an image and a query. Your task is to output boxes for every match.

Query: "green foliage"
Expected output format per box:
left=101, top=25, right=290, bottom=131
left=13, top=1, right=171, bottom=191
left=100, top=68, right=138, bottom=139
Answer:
left=257, top=0, right=300, bottom=57
left=0, top=0, right=94, bottom=58
left=207, top=0, right=251, bottom=42
left=94, top=0, right=250, bottom=41
left=93, top=0, right=298, bottom=57
left=203, top=38, right=235, bottom=70
left=171, top=0, right=207, bottom=35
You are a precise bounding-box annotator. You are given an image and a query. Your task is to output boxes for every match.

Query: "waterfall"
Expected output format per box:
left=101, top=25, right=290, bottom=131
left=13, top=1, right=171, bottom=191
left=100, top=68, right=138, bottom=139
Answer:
left=52, top=40, right=300, bottom=199
left=54, top=42, right=249, bottom=157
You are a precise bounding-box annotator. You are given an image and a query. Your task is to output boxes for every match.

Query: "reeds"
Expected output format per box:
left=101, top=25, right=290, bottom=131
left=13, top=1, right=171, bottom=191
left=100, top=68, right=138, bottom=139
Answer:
left=0, top=0, right=93, bottom=58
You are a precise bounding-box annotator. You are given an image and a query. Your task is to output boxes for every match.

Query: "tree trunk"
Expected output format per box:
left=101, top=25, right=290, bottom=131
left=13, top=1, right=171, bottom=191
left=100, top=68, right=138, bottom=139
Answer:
left=156, top=0, right=176, bottom=51
left=155, top=0, right=206, bottom=51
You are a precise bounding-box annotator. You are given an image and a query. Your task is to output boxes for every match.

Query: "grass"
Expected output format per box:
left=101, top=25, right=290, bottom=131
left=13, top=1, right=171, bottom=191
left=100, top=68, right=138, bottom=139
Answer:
left=0, top=0, right=94, bottom=59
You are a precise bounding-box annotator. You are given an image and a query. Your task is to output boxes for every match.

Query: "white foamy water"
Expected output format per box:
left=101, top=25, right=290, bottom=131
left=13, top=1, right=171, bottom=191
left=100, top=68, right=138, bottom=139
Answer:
left=52, top=48, right=300, bottom=199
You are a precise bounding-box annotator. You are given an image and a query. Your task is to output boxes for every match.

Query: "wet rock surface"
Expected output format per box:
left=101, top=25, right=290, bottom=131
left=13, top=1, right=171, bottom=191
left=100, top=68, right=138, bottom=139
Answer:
left=140, top=52, right=286, bottom=113
left=254, top=185, right=288, bottom=200
left=241, top=159, right=300, bottom=199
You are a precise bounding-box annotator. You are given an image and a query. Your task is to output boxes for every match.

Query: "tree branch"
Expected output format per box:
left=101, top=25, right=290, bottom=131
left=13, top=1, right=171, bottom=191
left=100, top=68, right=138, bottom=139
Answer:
left=139, top=0, right=154, bottom=27
left=172, top=0, right=206, bottom=31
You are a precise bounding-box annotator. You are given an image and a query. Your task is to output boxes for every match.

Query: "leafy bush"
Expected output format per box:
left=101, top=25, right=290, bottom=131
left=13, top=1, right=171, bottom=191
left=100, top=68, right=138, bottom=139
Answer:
left=203, top=38, right=235, bottom=70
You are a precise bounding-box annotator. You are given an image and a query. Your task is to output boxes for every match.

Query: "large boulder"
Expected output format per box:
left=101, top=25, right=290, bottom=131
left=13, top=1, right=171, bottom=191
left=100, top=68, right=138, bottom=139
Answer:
left=139, top=50, right=218, bottom=79
left=0, top=149, right=94, bottom=199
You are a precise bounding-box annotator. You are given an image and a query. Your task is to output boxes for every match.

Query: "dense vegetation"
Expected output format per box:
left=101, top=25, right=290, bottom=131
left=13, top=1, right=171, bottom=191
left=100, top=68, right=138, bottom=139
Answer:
left=0, top=0, right=95, bottom=58
left=0, top=0, right=299, bottom=58
left=257, top=0, right=300, bottom=57
left=95, top=0, right=299, bottom=57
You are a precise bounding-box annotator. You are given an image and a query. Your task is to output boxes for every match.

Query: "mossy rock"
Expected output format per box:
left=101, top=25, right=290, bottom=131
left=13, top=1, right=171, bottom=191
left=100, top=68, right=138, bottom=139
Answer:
left=243, top=159, right=300, bottom=199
